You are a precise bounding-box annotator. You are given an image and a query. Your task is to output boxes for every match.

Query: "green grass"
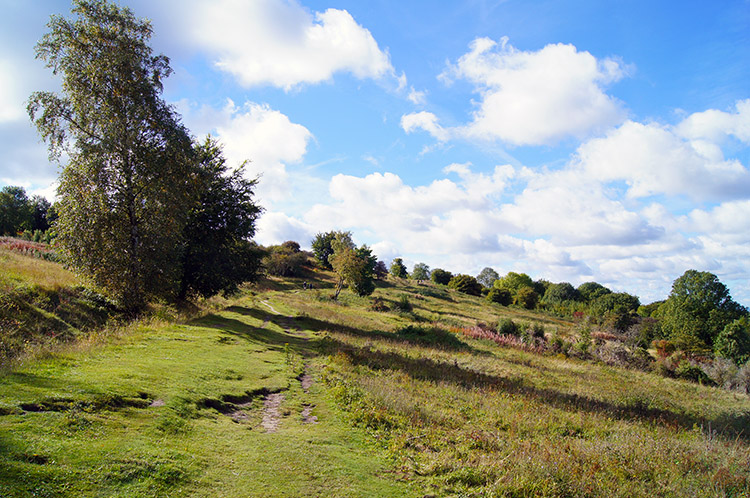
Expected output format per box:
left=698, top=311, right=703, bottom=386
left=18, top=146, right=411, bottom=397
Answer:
left=1, top=255, right=749, bottom=496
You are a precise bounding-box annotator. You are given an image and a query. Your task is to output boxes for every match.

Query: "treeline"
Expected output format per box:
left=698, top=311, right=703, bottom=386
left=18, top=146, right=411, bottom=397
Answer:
left=0, top=186, right=57, bottom=243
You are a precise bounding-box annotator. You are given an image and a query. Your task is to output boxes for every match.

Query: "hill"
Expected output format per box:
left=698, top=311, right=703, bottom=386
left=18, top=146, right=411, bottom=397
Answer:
left=1, top=252, right=749, bottom=497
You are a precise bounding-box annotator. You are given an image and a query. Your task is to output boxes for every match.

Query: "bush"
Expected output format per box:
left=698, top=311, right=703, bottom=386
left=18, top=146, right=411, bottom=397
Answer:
left=714, top=318, right=750, bottom=365
left=675, top=360, right=714, bottom=385
left=393, top=295, right=412, bottom=312
left=370, top=297, right=389, bottom=312
left=395, top=325, right=465, bottom=349
left=514, top=286, right=539, bottom=309
left=497, top=318, right=518, bottom=336
left=263, top=247, right=307, bottom=277
left=486, top=287, right=512, bottom=306
left=448, top=274, right=482, bottom=296
left=430, top=268, right=452, bottom=285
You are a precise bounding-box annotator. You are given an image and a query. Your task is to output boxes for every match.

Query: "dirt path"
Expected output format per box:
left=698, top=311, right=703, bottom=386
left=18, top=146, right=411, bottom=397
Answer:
left=261, top=392, right=285, bottom=433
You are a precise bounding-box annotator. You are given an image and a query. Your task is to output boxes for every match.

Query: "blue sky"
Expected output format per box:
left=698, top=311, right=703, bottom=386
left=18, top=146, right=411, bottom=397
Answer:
left=1, top=0, right=749, bottom=305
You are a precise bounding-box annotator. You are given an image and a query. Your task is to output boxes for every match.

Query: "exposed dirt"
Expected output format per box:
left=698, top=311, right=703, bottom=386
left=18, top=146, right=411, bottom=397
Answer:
left=261, top=392, right=285, bottom=433
left=301, top=404, right=318, bottom=424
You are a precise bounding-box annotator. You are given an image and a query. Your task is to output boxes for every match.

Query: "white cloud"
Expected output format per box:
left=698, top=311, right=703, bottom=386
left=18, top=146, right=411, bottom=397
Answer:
left=575, top=119, right=750, bottom=200
left=181, top=99, right=313, bottom=202
left=179, top=0, right=395, bottom=90
left=407, top=87, right=427, bottom=105
left=501, top=168, right=664, bottom=246
left=401, top=111, right=449, bottom=141
left=676, top=99, right=750, bottom=144
left=431, top=37, right=627, bottom=145
left=255, top=210, right=316, bottom=247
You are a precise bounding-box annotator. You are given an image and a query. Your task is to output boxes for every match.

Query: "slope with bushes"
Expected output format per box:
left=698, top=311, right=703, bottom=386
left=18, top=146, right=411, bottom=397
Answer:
left=1, top=253, right=749, bottom=497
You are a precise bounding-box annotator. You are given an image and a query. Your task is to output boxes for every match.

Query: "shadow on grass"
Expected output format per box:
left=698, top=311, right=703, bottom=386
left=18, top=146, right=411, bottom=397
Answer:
left=324, top=336, right=750, bottom=441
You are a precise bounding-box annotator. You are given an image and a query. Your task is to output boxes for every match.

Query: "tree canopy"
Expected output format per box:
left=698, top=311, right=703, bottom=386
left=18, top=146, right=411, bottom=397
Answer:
left=494, top=272, right=534, bottom=295
left=411, top=263, right=430, bottom=281
left=390, top=258, right=408, bottom=278
left=477, top=267, right=500, bottom=288
left=431, top=268, right=452, bottom=285
left=655, top=270, right=747, bottom=351
left=329, top=233, right=376, bottom=299
left=28, top=0, right=261, bottom=310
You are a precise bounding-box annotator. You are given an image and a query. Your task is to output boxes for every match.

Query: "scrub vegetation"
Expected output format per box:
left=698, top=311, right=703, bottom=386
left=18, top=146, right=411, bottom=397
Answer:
left=1, top=250, right=749, bottom=497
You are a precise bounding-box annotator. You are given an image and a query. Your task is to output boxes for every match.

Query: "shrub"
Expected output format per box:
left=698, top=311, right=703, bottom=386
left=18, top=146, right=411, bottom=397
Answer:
left=370, top=297, right=389, bottom=312
left=514, top=286, right=539, bottom=309
left=431, top=268, right=452, bottom=285
left=448, top=274, right=482, bottom=296
left=497, top=318, right=518, bottom=336
left=395, top=325, right=465, bottom=349
left=263, top=247, right=307, bottom=277
left=393, top=295, right=412, bottom=312
left=675, top=360, right=714, bottom=385
left=486, top=287, right=512, bottom=306
left=714, top=317, right=750, bottom=365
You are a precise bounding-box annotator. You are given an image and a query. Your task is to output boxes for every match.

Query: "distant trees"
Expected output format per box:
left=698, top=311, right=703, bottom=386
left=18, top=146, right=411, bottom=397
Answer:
left=514, top=286, right=539, bottom=309
left=591, top=292, right=640, bottom=332
left=390, top=258, right=408, bottom=278
left=263, top=241, right=307, bottom=278
left=431, top=268, right=452, bottom=285
left=411, top=263, right=430, bottom=281
left=476, top=267, right=499, bottom=288
left=578, top=282, right=611, bottom=302
left=448, top=274, right=482, bottom=296
left=655, top=270, right=747, bottom=352
left=486, top=287, right=512, bottom=306
left=0, top=186, right=53, bottom=236
left=494, top=272, right=533, bottom=295
left=311, top=231, right=341, bottom=269
left=541, top=282, right=579, bottom=305
left=374, top=260, right=388, bottom=280
left=329, top=232, right=376, bottom=299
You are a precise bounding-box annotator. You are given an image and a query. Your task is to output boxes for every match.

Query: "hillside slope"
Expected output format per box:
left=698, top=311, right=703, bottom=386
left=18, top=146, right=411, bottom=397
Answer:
left=1, top=256, right=749, bottom=497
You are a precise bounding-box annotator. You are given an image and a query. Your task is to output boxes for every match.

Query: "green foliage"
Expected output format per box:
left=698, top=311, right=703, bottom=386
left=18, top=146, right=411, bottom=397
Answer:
left=486, top=287, right=512, bottom=306
left=541, top=282, right=580, bottom=305
left=577, top=281, right=611, bottom=302
left=591, top=292, right=641, bottom=332
left=311, top=231, right=344, bottom=269
left=329, top=235, right=376, bottom=299
left=514, top=286, right=539, bottom=309
left=638, top=300, right=664, bottom=317
left=179, top=137, right=263, bottom=299
left=476, top=267, right=499, bottom=288
left=394, top=294, right=413, bottom=312
left=494, top=272, right=533, bottom=295
left=448, top=274, right=482, bottom=296
left=410, top=262, right=430, bottom=281
left=394, top=325, right=466, bottom=349
left=389, top=257, right=408, bottom=278
left=714, top=317, right=750, bottom=365
left=0, top=186, right=33, bottom=235
left=29, top=0, right=196, bottom=311
left=430, top=268, right=452, bottom=285
left=263, top=245, right=307, bottom=278
left=655, top=270, right=747, bottom=350
left=497, top=318, right=519, bottom=335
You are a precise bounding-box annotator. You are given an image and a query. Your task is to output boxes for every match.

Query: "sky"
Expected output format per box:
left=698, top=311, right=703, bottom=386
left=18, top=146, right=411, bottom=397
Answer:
left=1, top=0, right=749, bottom=305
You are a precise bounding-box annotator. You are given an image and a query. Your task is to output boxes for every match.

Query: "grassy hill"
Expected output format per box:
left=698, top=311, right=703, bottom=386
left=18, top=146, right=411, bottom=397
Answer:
left=1, top=252, right=749, bottom=497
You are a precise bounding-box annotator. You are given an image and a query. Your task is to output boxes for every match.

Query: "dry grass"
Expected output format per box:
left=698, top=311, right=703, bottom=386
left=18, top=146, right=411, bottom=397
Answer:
left=0, top=248, right=77, bottom=290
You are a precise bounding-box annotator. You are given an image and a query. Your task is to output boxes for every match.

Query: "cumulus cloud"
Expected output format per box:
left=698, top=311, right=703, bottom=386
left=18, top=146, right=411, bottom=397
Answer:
left=303, top=165, right=516, bottom=255
left=401, top=111, right=449, bottom=141
left=676, top=99, right=750, bottom=144
left=255, top=210, right=316, bottom=246
left=406, top=37, right=627, bottom=145
left=181, top=99, right=313, bottom=202
left=575, top=119, right=750, bottom=200
left=178, top=0, right=395, bottom=90
left=501, top=168, right=664, bottom=246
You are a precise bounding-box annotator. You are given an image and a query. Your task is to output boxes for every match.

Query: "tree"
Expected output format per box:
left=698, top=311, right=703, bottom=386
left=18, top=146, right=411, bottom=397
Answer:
left=495, top=272, right=533, bottom=295
left=655, top=270, right=747, bottom=351
left=0, top=186, right=32, bottom=235
left=591, top=292, right=640, bottom=332
left=264, top=245, right=307, bottom=277
left=514, top=286, right=539, bottom=309
left=411, top=263, right=430, bottom=281
left=390, top=258, right=408, bottom=278
left=373, top=260, right=388, bottom=280
left=179, top=138, right=263, bottom=299
left=486, top=287, right=512, bottom=306
left=29, top=0, right=196, bottom=311
left=29, top=195, right=52, bottom=232
left=311, top=231, right=346, bottom=269
left=329, top=233, right=376, bottom=299
left=578, top=281, right=611, bottom=302
left=431, top=268, right=452, bottom=285
left=476, top=267, right=500, bottom=288
left=448, top=274, right=482, bottom=296
left=714, top=318, right=750, bottom=365
left=542, top=282, right=580, bottom=305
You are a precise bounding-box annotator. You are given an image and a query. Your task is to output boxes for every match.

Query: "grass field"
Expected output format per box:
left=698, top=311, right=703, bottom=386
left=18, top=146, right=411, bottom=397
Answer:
left=1, top=254, right=749, bottom=497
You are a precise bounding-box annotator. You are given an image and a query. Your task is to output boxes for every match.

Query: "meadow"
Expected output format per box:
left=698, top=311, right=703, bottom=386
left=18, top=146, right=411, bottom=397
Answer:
left=1, top=251, right=749, bottom=497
